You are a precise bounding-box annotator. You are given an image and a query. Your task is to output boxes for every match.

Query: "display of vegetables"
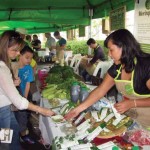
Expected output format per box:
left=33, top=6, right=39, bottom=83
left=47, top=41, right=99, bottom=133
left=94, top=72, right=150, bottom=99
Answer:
left=42, top=65, right=88, bottom=100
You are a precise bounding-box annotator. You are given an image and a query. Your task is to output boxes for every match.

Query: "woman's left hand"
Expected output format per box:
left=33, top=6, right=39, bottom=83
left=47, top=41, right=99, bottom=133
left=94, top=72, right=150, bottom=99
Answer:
left=14, top=77, right=21, bottom=86
left=114, top=100, right=134, bottom=114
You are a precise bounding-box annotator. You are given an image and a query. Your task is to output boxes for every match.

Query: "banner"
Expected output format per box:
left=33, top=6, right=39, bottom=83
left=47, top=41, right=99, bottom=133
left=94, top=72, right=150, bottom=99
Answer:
left=109, top=6, right=126, bottom=31
left=79, top=25, right=85, bottom=37
left=134, top=0, right=150, bottom=44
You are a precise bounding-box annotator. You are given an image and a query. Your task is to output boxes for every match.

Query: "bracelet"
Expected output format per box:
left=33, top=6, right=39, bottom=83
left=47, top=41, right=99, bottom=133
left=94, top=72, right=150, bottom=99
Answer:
left=134, top=99, right=137, bottom=107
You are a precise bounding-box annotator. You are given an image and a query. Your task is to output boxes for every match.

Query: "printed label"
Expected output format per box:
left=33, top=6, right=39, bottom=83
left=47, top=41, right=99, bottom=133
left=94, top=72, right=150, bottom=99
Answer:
left=112, top=115, right=126, bottom=126
left=97, top=141, right=116, bottom=149
left=75, top=131, right=89, bottom=140
left=104, top=113, right=115, bottom=122
left=76, top=124, right=91, bottom=135
left=110, top=103, right=121, bottom=119
left=86, top=126, right=103, bottom=142
left=70, top=143, right=92, bottom=150
left=103, top=127, right=110, bottom=132
left=100, top=108, right=108, bottom=121
left=74, top=112, right=86, bottom=125
left=91, top=111, right=100, bottom=122
left=76, top=119, right=90, bottom=131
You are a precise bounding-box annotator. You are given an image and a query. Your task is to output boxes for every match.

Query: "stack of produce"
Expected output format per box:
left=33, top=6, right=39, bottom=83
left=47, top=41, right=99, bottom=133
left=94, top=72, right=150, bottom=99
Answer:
left=42, top=65, right=87, bottom=100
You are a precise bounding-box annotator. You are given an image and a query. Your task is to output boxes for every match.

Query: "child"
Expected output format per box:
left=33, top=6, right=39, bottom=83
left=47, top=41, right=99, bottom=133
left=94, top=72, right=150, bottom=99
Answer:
left=14, top=45, right=35, bottom=144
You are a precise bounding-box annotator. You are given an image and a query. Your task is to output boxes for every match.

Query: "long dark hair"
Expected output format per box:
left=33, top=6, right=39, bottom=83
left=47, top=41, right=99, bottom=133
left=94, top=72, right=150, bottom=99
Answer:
left=0, top=30, right=24, bottom=68
left=104, top=29, right=149, bottom=73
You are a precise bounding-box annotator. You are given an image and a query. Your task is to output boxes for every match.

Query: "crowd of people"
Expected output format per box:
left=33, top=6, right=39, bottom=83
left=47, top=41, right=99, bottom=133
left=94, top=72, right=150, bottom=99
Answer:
left=0, top=28, right=149, bottom=150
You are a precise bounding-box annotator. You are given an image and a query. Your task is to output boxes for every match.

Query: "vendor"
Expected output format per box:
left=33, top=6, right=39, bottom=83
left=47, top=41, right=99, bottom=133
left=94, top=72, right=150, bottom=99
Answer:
left=54, top=31, right=67, bottom=64
left=45, top=32, right=56, bottom=51
left=65, top=29, right=150, bottom=129
left=81, top=38, right=106, bottom=81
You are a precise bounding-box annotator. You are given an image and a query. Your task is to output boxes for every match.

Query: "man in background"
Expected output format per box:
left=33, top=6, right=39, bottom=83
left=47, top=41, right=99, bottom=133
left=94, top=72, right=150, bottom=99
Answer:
left=45, top=33, right=56, bottom=60
left=81, top=38, right=106, bottom=81
left=31, top=34, right=41, bottom=51
left=26, top=35, right=32, bottom=48
left=45, top=32, right=56, bottom=51
left=54, top=31, right=67, bottom=65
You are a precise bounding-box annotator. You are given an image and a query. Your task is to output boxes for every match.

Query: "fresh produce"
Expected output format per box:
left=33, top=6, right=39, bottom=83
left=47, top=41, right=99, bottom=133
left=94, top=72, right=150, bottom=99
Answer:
left=60, top=102, right=76, bottom=116
left=42, top=65, right=89, bottom=100
left=51, top=115, right=64, bottom=123
left=48, top=98, right=60, bottom=107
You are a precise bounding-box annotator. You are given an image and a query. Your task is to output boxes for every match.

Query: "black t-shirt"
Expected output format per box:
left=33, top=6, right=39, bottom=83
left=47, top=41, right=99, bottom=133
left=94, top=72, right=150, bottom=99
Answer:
left=32, top=39, right=41, bottom=51
left=108, top=57, right=150, bottom=95
left=90, top=45, right=106, bottom=64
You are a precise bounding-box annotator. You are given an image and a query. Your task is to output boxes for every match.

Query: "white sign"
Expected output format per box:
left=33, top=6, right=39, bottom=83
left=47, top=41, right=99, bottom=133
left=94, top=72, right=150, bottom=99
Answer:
left=0, top=128, right=13, bottom=143
left=134, top=0, right=150, bottom=44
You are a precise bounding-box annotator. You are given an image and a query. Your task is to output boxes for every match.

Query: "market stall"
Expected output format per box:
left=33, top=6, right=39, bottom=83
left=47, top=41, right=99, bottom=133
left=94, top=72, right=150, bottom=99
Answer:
left=38, top=65, right=150, bottom=150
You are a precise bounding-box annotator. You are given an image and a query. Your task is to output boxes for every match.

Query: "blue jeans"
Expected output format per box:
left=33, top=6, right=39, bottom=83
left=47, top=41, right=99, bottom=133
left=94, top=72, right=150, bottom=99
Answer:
left=0, top=105, right=20, bottom=150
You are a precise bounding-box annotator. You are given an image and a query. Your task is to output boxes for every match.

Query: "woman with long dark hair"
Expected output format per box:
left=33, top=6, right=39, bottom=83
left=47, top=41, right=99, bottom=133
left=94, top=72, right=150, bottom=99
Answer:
left=0, top=30, right=55, bottom=150
left=65, top=29, right=150, bottom=129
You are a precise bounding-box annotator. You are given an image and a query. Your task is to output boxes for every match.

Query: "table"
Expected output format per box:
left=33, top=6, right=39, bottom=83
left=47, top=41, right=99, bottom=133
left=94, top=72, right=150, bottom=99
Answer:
left=39, top=99, right=150, bottom=150
left=39, top=98, right=66, bottom=145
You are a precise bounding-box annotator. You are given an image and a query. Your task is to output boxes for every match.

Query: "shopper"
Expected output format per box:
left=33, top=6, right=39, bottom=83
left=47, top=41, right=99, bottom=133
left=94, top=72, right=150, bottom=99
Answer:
left=0, top=30, right=55, bottom=150
left=65, top=29, right=150, bottom=129
left=13, top=45, right=36, bottom=144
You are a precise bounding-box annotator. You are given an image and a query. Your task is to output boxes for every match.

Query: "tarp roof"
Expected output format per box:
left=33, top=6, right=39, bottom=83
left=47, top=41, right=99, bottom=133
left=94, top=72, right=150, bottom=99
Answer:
left=0, top=0, right=135, bottom=34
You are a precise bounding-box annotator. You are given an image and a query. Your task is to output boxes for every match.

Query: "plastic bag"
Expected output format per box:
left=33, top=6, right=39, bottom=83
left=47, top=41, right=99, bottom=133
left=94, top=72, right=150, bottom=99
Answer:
left=92, top=97, right=111, bottom=111
left=123, top=122, right=150, bottom=147
left=128, top=129, right=150, bottom=146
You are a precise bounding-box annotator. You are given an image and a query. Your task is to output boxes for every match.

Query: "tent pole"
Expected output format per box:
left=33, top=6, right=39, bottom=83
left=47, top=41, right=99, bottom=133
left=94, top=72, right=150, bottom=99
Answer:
left=88, top=8, right=93, bottom=55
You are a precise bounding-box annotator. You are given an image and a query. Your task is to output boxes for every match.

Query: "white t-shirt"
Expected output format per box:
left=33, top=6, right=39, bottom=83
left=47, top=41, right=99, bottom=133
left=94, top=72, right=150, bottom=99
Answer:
left=45, top=37, right=56, bottom=48
left=0, top=61, right=29, bottom=109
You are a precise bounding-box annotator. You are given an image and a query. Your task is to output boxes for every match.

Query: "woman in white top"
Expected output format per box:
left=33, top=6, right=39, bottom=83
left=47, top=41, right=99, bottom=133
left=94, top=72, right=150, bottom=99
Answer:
left=0, top=30, right=55, bottom=150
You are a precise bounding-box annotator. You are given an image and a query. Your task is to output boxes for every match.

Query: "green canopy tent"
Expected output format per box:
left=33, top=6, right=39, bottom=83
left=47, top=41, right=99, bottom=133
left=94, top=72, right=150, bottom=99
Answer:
left=0, top=0, right=135, bottom=34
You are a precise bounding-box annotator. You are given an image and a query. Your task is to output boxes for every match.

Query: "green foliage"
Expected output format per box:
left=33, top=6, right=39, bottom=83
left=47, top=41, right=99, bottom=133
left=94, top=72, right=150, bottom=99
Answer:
left=43, top=65, right=90, bottom=100
left=66, top=40, right=108, bottom=56
left=66, top=40, right=88, bottom=55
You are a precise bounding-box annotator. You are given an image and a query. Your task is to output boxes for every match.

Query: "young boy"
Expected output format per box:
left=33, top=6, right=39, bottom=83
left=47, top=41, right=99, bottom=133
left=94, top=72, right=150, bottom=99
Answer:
left=14, top=45, right=35, bottom=144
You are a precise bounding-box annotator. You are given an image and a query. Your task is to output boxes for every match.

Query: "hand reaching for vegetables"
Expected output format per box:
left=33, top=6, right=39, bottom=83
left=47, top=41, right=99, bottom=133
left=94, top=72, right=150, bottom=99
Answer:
left=64, top=107, right=80, bottom=120
left=38, top=107, right=55, bottom=117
